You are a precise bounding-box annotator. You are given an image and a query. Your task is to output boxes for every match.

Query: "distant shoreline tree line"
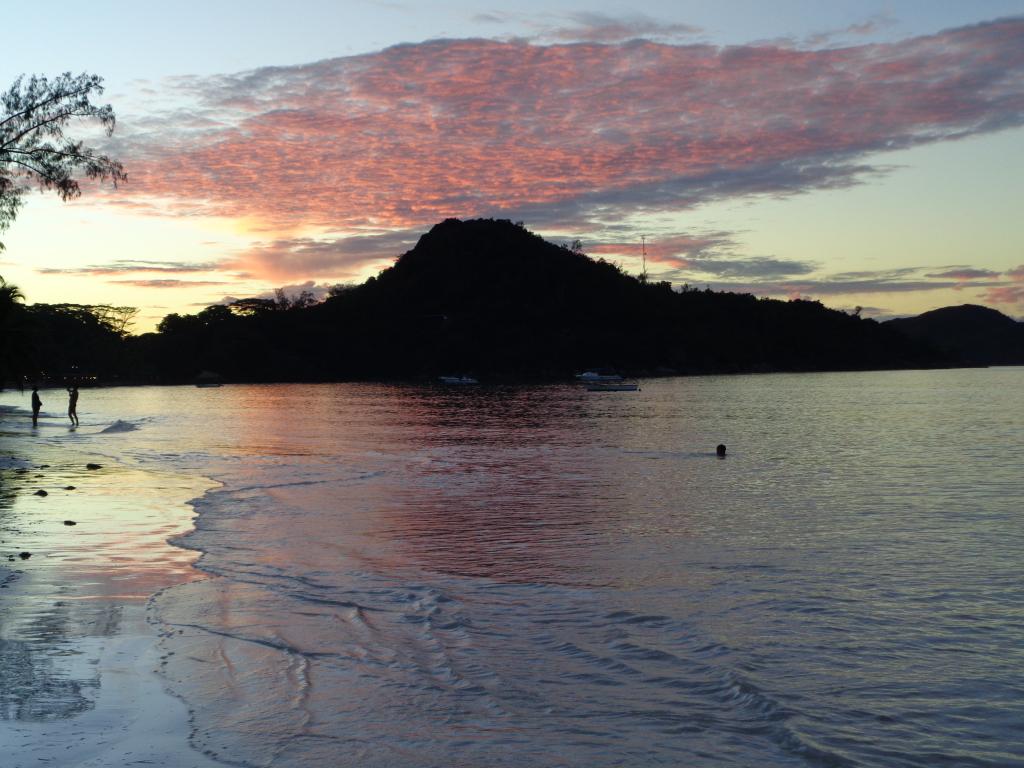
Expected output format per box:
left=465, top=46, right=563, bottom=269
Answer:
left=3, top=217, right=1023, bottom=390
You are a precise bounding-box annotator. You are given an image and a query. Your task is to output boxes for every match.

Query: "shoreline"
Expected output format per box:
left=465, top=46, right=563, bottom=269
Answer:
left=0, top=402, right=223, bottom=767
left=7, top=360, right=1003, bottom=392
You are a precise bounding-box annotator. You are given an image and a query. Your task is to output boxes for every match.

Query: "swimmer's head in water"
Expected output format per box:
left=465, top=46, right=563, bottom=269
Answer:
left=716, top=444, right=727, bottom=457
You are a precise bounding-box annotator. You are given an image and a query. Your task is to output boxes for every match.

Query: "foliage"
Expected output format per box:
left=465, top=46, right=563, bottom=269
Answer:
left=5, top=219, right=1005, bottom=386
left=274, top=288, right=318, bottom=310
left=132, top=218, right=959, bottom=383
left=20, top=303, right=133, bottom=382
left=327, top=283, right=357, bottom=298
left=0, top=276, right=29, bottom=386
left=886, top=304, right=1024, bottom=365
left=41, top=303, right=138, bottom=336
left=0, top=72, right=126, bottom=249
left=228, top=298, right=276, bottom=316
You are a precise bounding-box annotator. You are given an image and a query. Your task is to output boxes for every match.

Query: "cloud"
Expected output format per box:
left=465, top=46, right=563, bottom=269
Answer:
left=981, top=285, right=1024, bottom=307
left=586, top=231, right=814, bottom=278
left=217, top=280, right=338, bottom=306
left=684, top=256, right=816, bottom=279
left=773, top=278, right=1005, bottom=295
left=827, top=267, right=921, bottom=281
left=803, top=14, right=895, bottom=47
left=472, top=13, right=507, bottom=25
left=544, top=12, right=702, bottom=42
left=37, top=260, right=220, bottom=276
left=222, top=229, right=419, bottom=280
left=685, top=263, right=1011, bottom=299
left=470, top=10, right=701, bottom=42
left=586, top=232, right=732, bottom=268
left=110, top=279, right=230, bottom=288
left=981, top=264, right=1024, bottom=309
left=924, top=268, right=1001, bottom=279
left=112, top=18, right=1024, bottom=237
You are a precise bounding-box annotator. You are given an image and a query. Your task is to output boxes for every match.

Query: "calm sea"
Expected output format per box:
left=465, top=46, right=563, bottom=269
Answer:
left=3, top=369, right=1023, bottom=766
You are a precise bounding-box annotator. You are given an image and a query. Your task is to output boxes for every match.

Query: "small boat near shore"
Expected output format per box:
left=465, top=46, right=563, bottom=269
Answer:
left=575, top=371, right=623, bottom=382
left=438, top=375, right=479, bottom=385
left=195, top=370, right=224, bottom=388
left=586, top=381, right=640, bottom=392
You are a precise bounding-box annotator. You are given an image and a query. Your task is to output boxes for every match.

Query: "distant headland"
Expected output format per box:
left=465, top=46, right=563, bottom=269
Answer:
left=3, top=218, right=1023, bottom=386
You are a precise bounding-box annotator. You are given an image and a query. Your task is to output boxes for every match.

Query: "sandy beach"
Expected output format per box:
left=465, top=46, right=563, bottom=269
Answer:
left=0, top=401, right=220, bottom=768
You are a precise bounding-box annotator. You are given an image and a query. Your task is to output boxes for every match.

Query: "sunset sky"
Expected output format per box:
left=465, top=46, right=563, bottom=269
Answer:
left=2, top=0, right=1023, bottom=331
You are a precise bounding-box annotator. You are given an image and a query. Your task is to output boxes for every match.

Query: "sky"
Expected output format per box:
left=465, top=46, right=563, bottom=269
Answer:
left=2, top=0, right=1023, bottom=331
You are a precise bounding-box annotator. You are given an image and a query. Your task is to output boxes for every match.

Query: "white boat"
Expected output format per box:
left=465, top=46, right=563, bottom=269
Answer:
left=195, top=370, right=224, bottom=388
left=586, top=381, right=640, bottom=392
left=575, top=371, right=623, bottom=382
left=438, top=375, right=479, bottom=385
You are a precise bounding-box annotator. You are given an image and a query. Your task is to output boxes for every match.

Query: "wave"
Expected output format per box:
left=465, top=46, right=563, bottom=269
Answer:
left=99, top=419, right=140, bottom=434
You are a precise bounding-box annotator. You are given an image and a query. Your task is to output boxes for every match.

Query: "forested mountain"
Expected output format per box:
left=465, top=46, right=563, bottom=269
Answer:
left=128, top=218, right=946, bottom=382
left=885, top=305, right=1024, bottom=366
left=7, top=218, right=1013, bottom=386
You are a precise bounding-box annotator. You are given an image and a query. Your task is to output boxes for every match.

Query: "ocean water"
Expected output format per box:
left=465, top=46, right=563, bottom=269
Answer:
left=2, top=369, right=1023, bottom=766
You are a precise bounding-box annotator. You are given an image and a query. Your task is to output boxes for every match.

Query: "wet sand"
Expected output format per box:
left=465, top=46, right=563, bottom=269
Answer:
left=0, top=406, right=220, bottom=767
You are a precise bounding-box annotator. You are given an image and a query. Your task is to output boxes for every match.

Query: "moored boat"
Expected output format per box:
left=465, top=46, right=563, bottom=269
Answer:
left=586, top=381, right=640, bottom=392
left=575, top=371, right=623, bottom=382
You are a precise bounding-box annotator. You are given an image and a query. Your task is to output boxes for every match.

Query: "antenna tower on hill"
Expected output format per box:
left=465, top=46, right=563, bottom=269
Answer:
left=640, top=235, right=648, bottom=284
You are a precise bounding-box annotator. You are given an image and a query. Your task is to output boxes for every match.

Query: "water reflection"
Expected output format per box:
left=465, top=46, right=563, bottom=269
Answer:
left=5, top=373, right=1022, bottom=766
left=0, top=439, right=207, bottom=725
left=224, top=384, right=629, bottom=585
left=0, top=601, right=119, bottom=722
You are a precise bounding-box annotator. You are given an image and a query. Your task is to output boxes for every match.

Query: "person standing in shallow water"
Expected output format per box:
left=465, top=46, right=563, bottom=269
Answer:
left=31, top=386, right=42, bottom=427
left=67, top=385, right=79, bottom=426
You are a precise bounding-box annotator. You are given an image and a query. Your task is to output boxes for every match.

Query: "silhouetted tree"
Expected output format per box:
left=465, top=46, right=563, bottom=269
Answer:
left=41, top=303, right=138, bottom=336
left=21, top=303, right=134, bottom=382
left=0, top=72, right=126, bottom=250
left=273, top=288, right=318, bottom=310
left=229, top=298, right=276, bottom=316
left=327, top=283, right=357, bottom=298
left=0, top=276, right=29, bottom=385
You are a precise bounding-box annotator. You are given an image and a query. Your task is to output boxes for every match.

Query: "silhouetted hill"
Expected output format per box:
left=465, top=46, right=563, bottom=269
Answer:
left=15, top=219, right=979, bottom=385
left=885, top=304, right=1024, bottom=365
left=299, top=218, right=944, bottom=379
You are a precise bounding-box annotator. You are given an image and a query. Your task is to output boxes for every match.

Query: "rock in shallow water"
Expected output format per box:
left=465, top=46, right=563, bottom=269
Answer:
left=33, top=489, right=48, bottom=497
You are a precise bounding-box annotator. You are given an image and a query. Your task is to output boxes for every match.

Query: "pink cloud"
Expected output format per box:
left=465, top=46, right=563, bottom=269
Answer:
left=110, top=279, right=229, bottom=288
left=983, top=264, right=1024, bottom=309
left=982, top=284, right=1024, bottom=307
left=586, top=233, right=731, bottom=268
left=114, top=18, right=1024, bottom=236
left=221, top=230, right=418, bottom=280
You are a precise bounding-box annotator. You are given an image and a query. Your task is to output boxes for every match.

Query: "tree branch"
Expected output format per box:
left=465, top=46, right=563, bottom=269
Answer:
left=0, top=83, right=96, bottom=131
left=2, top=108, right=106, bottom=149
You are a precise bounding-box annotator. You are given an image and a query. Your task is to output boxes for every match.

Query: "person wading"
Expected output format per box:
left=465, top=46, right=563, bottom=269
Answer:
left=31, top=386, right=42, bottom=427
left=67, top=385, right=79, bottom=427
